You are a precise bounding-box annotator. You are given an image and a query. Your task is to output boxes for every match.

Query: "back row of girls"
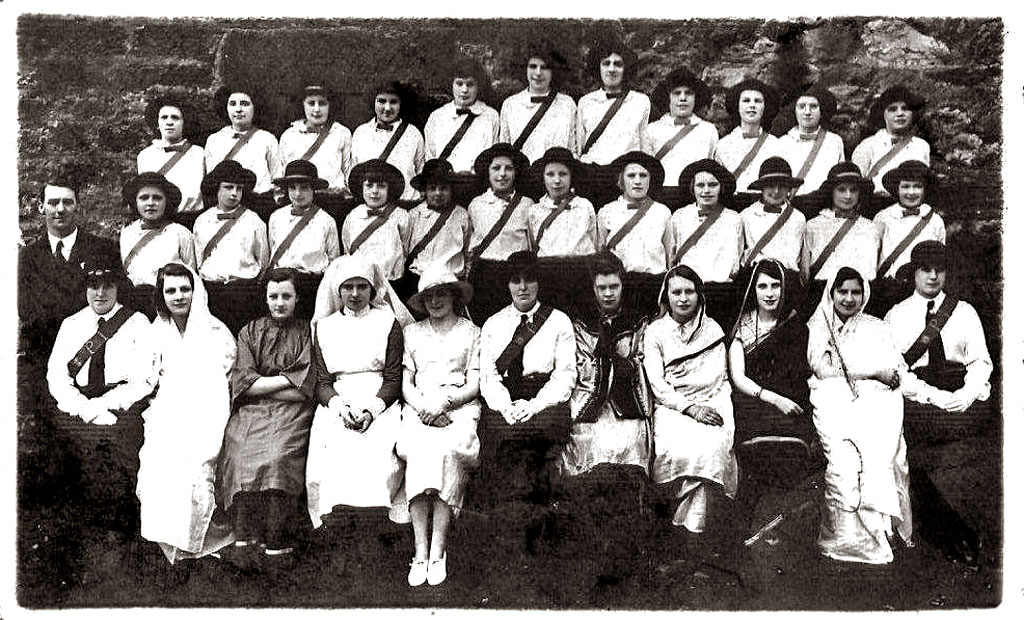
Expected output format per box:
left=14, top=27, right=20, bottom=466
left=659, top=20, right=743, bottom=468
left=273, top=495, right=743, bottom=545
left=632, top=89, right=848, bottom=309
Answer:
left=139, top=39, right=931, bottom=222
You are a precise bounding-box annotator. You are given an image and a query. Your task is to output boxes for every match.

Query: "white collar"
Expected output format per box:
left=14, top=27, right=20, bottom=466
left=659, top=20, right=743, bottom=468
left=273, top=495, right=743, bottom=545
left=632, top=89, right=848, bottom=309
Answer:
left=914, top=289, right=946, bottom=308
left=93, top=302, right=124, bottom=321
left=512, top=301, right=541, bottom=320
left=48, top=228, right=79, bottom=255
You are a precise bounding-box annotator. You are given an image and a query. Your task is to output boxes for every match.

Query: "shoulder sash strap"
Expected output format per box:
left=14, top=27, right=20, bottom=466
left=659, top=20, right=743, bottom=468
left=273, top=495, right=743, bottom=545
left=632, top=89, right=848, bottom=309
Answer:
left=200, top=215, right=245, bottom=263
left=534, top=194, right=575, bottom=248
left=300, top=127, right=332, bottom=161
left=123, top=223, right=169, bottom=273
left=808, top=216, right=858, bottom=280
left=156, top=141, right=192, bottom=176
left=794, top=131, right=827, bottom=180
left=348, top=204, right=398, bottom=254
left=866, top=134, right=914, bottom=181
left=876, top=209, right=935, bottom=277
left=742, top=203, right=795, bottom=267
left=654, top=121, right=699, bottom=160
left=512, top=93, right=556, bottom=152
left=66, top=306, right=134, bottom=378
left=903, top=294, right=959, bottom=366
left=664, top=336, right=725, bottom=368
left=494, top=304, right=554, bottom=375
left=438, top=113, right=478, bottom=161
left=379, top=122, right=410, bottom=162
left=469, top=193, right=525, bottom=258
left=224, top=130, right=256, bottom=161
left=406, top=206, right=457, bottom=266
left=603, top=199, right=652, bottom=251
left=580, top=94, right=629, bottom=156
left=673, top=208, right=724, bottom=265
left=731, top=131, right=770, bottom=180
left=268, top=206, right=321, bottom=270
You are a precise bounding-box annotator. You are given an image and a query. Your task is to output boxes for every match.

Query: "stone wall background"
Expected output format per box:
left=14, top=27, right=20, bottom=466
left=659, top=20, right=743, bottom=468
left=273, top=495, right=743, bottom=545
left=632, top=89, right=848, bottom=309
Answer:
left=16, top=15, right=1002, bottom=322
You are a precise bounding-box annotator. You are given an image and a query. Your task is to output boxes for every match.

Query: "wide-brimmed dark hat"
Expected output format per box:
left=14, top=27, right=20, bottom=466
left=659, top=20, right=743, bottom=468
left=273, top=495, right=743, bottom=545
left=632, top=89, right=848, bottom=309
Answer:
left=677, top=158, right=736, bottom=203
left=816, top=161, right=874, bottom=199
left=505, top=250, right=540, bottom=282
left=725, top=78, right=780, bottom=126
left=651, top=67, right=712, bottom=116
left=610, top=151, right=665, bottom=192
left=895, top=240, right=950, bottom=283
left=473, top=143, right=531, bottom=183
left=122, top=172, right=183, bottom=215
left=273, top=159, right=329, bottom=190
left=201, top=160, right=257, bottom=198
left=348, top=159, right=406, bottom=203
left=748, top=157, right=804, bottom=191
left=531, top=147, right=580, bottom=181
left=411, top=159, right=459, bottom=191
left=868, top=85, right=927, bottom=129
left=881, top=160, right=937, bottom=197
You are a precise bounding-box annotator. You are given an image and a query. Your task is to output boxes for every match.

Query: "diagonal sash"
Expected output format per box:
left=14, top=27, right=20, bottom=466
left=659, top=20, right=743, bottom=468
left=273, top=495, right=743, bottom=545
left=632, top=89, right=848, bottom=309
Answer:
left=534, top=194, right=575, bottom=247
left=67, top=306, right=134, bottom=378
left=603, top=199, right=652, bottom=251
left=469, top=193, right=525, bottom=258
left=742, top=203, right=795, bottom=267
left=580, top=94, right=629, bottom=156
left=495, top=304, right=554, bottom=375
left=794, top=131, right=827, bottom=180
left=866, top=134, right=914, bottom=181
left=348, top=205, right=398, bottom=254
left=438, top=113, right=477, bottom=161
left=903, top=293, right=958, bottom=366
left=300, top=127, right=332, bottom=161
left=512, top=93, right=556, bottom=152
left=654, top=121, right=699, bottom=160
left=731, top=132, right=770, bottom=181
left=379, top=122, right=410, bottom=162
left=673, top=208, right=723, bottom=265
left=406, top=206, right=457, bottom=267
left=808, top=216, right=857, bottom=280
left=157, top=142, right=191, bottom=176
left=123, top=223, right=169, bottom=273
left=224, top=130, right=256, bottom=161
left=876, top=209, right=935, bottom=277
left=268, top=207, right=321, bottom=270
left=201, top=215, right=244, bottom=263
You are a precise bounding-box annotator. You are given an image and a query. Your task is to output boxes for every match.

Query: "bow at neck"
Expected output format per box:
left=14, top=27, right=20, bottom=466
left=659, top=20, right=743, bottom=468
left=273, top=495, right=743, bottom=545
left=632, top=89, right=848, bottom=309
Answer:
left=455, top=107, right=475, bottom=116
left=231, top=129, right=253, bottom=139
left=530, top=94, right=552, bottom=104
left=216, top=207, right=244, bottom=220
left=902, top=206, right=921, bottom=217
left=625, top=196, right=653, bottom=210
left=605, top=90, right=624, bottom=100
left=163, top=140, right=190, bottom=152
left=291, top=205, right=318, bottom=217
left=763, top=203, right=784, bottom=214
left=376, top=121, right=396, bottom=132
left=140, top=219, right=169, bottom=230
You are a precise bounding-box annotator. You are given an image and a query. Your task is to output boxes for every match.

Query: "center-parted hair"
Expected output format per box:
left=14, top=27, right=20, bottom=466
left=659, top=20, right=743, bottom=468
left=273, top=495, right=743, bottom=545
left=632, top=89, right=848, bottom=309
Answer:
left=153, top=262, right=195, bottom=318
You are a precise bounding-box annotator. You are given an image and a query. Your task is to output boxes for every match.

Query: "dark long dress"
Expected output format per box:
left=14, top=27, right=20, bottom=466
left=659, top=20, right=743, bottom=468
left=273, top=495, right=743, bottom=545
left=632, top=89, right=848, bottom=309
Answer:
left=216, top=315, right=317, bottom=541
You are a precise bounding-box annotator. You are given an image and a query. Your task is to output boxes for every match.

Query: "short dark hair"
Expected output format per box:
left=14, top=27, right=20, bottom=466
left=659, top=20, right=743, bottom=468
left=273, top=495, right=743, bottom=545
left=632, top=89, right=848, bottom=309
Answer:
left=153, top=263, right=195, bottom=319
left=214, top=85, right=266, bottom=127
left=830, top=266, right=865, bottom=297
left=517, top=47, right=568, bottom=92
left=144, top=95, right=197, bottom=140
left=589, top=251, right=626, bottom=283
left=586, top=37, right=638, bottom=87
left=367, top=80, right=419, bottom=120
left=264, top=267, right=298, bottom=292
left=39, top=161, right=82, bottom=203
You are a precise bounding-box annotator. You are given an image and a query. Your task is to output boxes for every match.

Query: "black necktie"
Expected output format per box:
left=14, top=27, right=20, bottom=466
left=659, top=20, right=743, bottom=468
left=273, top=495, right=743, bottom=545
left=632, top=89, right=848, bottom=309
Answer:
left=926, top=300, right=946, bottom=370
left=54, top=240, right=67, bottom=264
left=87, top=317, right=107, bottom=392
left=508, top=314, right=529, bottom=380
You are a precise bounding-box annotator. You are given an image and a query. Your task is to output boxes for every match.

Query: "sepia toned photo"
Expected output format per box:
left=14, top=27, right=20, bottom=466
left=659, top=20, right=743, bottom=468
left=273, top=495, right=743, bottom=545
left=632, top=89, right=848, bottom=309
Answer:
left=6, top=5, right=1009, bottom=614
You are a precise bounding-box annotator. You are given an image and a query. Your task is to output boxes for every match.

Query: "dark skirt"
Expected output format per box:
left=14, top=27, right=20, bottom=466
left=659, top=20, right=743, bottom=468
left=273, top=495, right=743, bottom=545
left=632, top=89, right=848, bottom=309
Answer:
left=204, top=278, right=262, bottom=335
left=466, top=258, right=509, bottom=327
left=575, top=163, right=621, bottom=213
left=121, top=283, right=158, bottom=321
left=534, top=255, right=598, bottom=318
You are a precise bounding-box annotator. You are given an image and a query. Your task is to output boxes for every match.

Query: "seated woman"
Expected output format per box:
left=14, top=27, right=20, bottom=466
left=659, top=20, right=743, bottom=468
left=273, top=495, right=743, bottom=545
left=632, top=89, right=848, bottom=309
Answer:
left=806, top=266, right=912, bottom=564
left=727, top=259, right=814, bottom=523
left=137, top=94, right=206, bottom=224
left=642, top=264, right=737, bottom=538
left=119, top=172, right=196, bottom=318
left=216, top=268, right=316, bottom=569
left=394, top=264, right=481, bottom=587
left=306, top=255, right=413, bottom=559
left=204, top=85, right=282, bottom=221
left=136, top=262, right=236, bottom=565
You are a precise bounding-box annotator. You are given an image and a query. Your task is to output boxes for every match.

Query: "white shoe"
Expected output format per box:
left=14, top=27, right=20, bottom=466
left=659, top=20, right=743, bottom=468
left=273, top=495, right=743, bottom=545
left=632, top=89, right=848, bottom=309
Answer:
left=427, top=553, right=447, bottom=586
left=407, top=558, right=428, bottom=587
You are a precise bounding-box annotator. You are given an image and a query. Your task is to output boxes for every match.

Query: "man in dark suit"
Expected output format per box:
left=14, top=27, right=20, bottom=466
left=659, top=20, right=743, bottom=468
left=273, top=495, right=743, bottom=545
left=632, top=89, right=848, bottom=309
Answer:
left=18, top=172, right=120, bottom=368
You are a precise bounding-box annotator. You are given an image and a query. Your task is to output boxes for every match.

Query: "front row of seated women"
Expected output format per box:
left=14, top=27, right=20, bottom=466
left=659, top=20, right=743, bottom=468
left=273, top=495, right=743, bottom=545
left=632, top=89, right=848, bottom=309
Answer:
left=46, top=238, right=992, bottom=589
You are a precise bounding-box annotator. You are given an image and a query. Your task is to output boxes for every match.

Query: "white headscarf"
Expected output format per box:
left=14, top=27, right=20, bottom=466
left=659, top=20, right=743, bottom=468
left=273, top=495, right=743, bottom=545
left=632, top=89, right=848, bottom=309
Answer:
left=807, top=266, right=872, bottom=341
left=312, top=254, right=414, bottom=327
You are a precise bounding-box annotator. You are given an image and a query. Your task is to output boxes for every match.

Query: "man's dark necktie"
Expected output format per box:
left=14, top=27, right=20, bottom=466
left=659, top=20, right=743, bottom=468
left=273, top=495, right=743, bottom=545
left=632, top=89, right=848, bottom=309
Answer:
left=926, top=300, right=946, bottom=370
left=87, top=317, right=107, bottom=392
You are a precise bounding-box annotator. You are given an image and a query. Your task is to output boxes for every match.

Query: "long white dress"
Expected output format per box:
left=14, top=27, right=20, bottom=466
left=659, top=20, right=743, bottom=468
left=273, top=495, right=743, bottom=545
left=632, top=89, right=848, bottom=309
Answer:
left=136, top=267, right=237, bottom=563
left=393, top=318, right=481, bottom=523
left=807, top=271, right=913, bottom=564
